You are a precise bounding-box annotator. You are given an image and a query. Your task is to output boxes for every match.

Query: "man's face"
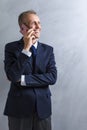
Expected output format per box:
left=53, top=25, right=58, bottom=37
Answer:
left=24, top=14, right=41, bottom=39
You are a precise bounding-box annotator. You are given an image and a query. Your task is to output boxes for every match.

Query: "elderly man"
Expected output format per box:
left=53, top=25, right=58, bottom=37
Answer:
left=4, top=10, right=57, bottom=130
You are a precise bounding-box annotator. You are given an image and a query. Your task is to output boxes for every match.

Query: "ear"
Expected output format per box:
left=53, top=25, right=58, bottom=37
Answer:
left=20, top=27, right=24, bottom=35
left=20, top=24, right=28, bottom=35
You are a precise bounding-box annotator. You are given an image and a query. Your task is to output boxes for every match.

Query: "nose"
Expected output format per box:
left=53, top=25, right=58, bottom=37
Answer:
left=35, top=22, right=41, bottom=29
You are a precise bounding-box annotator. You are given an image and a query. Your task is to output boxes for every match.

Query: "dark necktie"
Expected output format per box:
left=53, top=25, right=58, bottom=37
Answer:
left=31, top=45, right=37, bottom=73
left=31, top=45, right=37, bottom=57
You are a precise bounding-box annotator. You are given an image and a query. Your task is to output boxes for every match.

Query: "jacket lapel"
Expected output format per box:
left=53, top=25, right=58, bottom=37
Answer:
left=18, top=39, right=45, bottom=73
left=35, top=42, right=45, bottom=73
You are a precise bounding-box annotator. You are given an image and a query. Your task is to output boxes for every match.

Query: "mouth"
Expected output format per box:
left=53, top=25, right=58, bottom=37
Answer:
left=34, top=30, right=40, bottom=33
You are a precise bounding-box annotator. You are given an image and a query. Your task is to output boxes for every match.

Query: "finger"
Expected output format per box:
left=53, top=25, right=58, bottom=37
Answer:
left=27, top=28, right=33, bottom=32
left=26, top=30, right=35, bottom=38
left=31, top=35, right=36, bottom=39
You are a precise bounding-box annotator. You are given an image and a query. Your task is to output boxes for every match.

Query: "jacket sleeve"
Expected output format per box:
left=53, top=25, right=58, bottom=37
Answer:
left=4, top=43, right=57, bottom=86
left=4, top=43, right=30, bottom=82
left=25, top=48, right=57, bottom=87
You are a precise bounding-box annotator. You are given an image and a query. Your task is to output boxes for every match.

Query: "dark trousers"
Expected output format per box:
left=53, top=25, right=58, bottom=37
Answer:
left=8, top=114, right=51, bottom=130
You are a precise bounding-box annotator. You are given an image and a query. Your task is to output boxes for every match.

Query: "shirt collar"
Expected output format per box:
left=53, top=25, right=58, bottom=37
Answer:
left=33, top=41, right=38, bottom=49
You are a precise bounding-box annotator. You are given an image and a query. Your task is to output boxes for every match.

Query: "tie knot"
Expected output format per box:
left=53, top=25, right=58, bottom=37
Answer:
left=31, top=45, right=37, bottom=56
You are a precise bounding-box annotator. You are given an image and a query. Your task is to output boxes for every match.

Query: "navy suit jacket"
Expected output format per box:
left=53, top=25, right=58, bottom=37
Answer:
left=4, top=38, right=57, bottom=119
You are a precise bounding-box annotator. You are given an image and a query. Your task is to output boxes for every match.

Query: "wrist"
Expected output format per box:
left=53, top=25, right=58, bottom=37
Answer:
left=24, top=46, right=31, bottom=51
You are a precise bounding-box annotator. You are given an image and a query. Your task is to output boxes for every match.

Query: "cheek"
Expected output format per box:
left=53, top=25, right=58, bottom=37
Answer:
left=39, top=25, right=41, bottom=30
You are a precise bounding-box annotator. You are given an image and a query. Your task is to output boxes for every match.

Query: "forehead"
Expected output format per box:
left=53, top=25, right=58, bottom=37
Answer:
left=26, top=14, right=40, bottom=22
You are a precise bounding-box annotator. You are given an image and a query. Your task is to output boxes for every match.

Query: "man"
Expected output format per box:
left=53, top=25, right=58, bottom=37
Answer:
left=4, top=10, right=57, bottom=130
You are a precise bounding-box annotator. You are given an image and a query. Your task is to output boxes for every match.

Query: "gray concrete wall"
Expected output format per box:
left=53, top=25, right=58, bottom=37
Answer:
left=0, top=0, right=87, bottom=130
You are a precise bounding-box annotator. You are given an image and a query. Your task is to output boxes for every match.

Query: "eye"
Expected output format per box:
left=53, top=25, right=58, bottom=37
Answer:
left=30, top=22, right=35, bottom=26
left=30, top=21, right=41, bottom=27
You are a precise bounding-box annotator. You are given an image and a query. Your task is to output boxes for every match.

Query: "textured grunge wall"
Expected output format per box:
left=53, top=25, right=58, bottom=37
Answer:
left=0, top=0, right=87, bottom=130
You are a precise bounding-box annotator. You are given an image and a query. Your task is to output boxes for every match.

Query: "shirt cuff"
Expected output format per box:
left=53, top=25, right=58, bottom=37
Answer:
left=21, top=75, right=26, bottom=86
left=22, top=49, right=32, bottom=57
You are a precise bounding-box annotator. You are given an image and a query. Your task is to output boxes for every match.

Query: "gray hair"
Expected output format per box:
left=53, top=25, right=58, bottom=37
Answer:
left=18, top=10, right=37, bottom=27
